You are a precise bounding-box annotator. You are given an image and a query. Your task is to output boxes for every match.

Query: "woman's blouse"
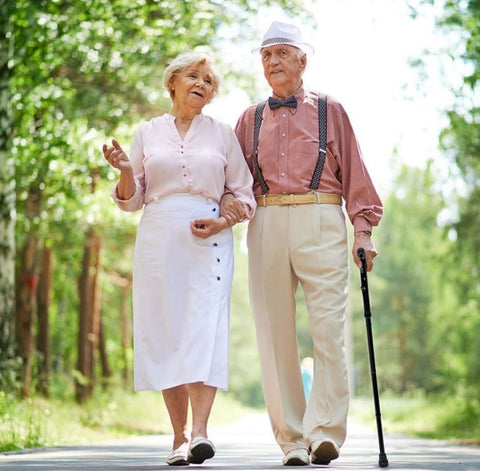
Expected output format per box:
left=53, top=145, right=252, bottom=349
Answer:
left=112, top=113, right=256, bottom=216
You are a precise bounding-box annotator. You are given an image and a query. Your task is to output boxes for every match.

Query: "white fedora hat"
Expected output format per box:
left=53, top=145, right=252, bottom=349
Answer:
left=252, top=21, right=314, bottom=55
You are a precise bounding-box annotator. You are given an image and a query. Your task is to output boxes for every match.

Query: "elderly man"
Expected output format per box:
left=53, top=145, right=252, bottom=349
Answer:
left=222, top=21, right=383, bottom=466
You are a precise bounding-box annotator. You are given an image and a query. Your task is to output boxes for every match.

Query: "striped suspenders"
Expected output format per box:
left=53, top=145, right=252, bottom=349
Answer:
left=252, top=93, right=328, bottom=195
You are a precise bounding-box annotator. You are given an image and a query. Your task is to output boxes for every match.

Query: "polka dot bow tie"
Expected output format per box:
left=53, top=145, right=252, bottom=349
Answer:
left=268, top=95, right=297, bottom=110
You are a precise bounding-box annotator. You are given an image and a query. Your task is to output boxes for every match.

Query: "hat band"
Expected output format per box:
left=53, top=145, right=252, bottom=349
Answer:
left=261, top=37, right=297, bottom=48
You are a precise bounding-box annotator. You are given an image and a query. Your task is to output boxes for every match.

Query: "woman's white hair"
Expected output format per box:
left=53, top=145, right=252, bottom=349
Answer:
left=163, top=52, right=221, bottom=102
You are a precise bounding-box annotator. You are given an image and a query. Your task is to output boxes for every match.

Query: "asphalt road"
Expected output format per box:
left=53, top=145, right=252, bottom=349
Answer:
left=1, top=413, right=480, bottom=471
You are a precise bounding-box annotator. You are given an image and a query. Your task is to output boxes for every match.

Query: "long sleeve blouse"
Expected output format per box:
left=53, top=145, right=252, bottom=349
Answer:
left=112, top=113, right=256, bottom=216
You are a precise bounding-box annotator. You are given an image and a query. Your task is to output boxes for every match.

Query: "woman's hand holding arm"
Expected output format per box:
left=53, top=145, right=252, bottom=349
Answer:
left=190, top=217, right=229, bottom=239
left=220, top=193, right=251, bottom=226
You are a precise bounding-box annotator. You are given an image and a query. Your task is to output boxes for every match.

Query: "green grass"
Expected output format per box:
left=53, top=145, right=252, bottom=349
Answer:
left=3, top=387, right=480, bottom=453
left=350, top=394, right=480, bottom=445
left=0, top=386, right=255, bottom=452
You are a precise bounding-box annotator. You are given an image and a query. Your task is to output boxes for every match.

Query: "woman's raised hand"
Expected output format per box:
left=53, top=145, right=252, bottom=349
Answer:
left=102, top=139, right=132, bottom=173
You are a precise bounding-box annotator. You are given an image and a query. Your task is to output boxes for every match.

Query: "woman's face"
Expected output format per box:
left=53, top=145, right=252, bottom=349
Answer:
left=170, top=62, right=216, bottom=110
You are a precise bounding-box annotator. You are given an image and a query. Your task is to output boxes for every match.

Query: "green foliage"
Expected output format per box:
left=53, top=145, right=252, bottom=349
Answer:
left=2, top=0, right=480, bottom=445
left=353, top=393, right=480, bottom=443
left=431, top=0, right=480, bottom=399
left=0, top=0, right=18, bottom=391
left=0, top=392, right=48, bottom=451
left=228, top=225, right=263, bottom=406
left=10, top=0, right=310, bottom=246
left=350, top=163, right=454, bottom=395
left=6, top=0, right=308, bottom=401
left=375, top=3, right=480, bottom=428
left=0, top=381, right=255, bottom=452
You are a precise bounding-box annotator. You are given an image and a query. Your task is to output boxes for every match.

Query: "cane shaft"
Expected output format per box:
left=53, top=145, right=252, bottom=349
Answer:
left=358, top=248, right=389, bottom=467
left=365, top=316, right=386, bottom=455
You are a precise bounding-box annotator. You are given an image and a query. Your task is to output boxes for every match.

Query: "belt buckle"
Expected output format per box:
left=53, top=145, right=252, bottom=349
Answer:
left=307, top=191, right=319, bottom=204
left=279, top=194, right=294, bottom=206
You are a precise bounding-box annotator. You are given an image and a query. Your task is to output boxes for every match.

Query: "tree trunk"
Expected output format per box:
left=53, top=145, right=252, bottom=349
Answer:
left=0, top=0, right=17, bottom=391
left=15, top=236, right=39, bottom=397
left=98, top=318, right=112, bottom=384
left=75, top=229, right=102, bottom=403
left=37, top=244, right=53, bottom=396
left=108, top=271, right=132, bottom=387
left=120, top=283, right=132, bottom=387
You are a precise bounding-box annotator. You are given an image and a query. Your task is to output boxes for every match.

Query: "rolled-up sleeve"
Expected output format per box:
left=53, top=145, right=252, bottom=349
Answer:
left=111, top=125, right=146, bottom=212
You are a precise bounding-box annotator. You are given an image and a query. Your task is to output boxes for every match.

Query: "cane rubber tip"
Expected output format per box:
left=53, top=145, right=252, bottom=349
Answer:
left=378, top=454, right=389, bottom=467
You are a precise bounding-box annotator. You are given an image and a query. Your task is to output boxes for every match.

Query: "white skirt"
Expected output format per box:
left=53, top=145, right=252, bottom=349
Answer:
left=132, top=194, right=233, bottom=391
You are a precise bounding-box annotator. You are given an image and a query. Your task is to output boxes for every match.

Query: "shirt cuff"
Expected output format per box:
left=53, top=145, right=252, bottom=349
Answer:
left=111, top=182, right=144, bottom=212
left=353, top=216, right=372, bottom=233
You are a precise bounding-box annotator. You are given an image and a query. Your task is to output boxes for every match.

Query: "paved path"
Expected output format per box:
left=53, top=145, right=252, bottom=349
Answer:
left=1, top=413, right=480, bottom=470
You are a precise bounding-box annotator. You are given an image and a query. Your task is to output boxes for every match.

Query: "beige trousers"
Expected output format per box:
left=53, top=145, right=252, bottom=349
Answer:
left=247, top=203, right=349, bottom=453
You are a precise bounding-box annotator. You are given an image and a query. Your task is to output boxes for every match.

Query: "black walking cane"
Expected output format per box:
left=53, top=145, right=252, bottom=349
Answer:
left=357, top=248, right=389, bottom=468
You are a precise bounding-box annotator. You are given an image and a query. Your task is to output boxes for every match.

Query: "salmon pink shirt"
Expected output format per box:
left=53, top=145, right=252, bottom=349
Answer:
left=235, top=87, right=382, bottom=232
left=113, top=113, right=256, bottom=215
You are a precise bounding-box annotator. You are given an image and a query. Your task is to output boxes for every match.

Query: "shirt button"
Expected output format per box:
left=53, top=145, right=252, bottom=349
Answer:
left=213, top=243, right=218, bottom=247
left=281, top=172, right=286, bottom=177
left=282, top=132, right=286, bottom=137
left=282, top=114, right=286, bottom=118
left=281, top=152, right=285, bottom=157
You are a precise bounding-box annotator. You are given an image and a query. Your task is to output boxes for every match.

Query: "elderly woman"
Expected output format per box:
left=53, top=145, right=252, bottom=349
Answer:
left=103, top=52, right=255, bottom=466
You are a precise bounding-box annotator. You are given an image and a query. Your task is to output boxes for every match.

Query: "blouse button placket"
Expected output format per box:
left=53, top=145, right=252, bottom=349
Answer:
left=180, top=144, right=190, bottom=186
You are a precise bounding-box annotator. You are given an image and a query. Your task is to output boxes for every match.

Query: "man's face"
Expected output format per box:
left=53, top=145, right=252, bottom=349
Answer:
left=261, top=44, right=306, bottom=94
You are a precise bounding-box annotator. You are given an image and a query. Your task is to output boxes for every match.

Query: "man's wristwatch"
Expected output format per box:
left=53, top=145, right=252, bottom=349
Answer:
left=355, top=230, right=372, bottom=237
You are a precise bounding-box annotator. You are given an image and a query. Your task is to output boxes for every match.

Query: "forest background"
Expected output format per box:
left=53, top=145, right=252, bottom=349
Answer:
left=0, top=0, right=479, bottom=451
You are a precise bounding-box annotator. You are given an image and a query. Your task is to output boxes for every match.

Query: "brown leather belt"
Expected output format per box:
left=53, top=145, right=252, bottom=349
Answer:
left=255, top=192, right=342, bottom=207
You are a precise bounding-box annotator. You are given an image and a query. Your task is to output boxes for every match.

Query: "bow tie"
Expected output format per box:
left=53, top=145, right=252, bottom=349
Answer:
left=268, top=95, right=297, bottom=110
